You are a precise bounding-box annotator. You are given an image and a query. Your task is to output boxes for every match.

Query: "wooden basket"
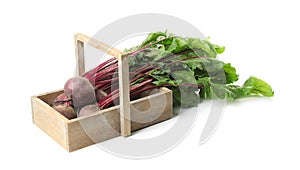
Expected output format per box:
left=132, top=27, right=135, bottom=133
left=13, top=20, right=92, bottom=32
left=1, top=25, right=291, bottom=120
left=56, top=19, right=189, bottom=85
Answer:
left=31, top=33, right=173, bottom=152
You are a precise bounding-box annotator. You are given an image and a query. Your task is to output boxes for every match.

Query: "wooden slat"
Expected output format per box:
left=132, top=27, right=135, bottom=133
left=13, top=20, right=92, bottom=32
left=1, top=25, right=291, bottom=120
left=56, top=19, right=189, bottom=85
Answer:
left=32, top=87, right=173, bottom=152
left=74, top=33, right=122, bottom=60
left=118, top=54, right=131, bottom=136
left=31, top=95, right=69, bottom=150
left=66, top=87, right=172, bottom=151
left=74, top=38, right=85, bottom=76
left=74, top=33, right=131, bottom=136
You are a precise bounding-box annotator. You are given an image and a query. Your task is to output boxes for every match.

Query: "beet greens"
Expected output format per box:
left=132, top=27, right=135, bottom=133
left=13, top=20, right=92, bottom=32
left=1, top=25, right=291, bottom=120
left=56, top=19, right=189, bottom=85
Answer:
left=54, top=31, right=274, bottom=118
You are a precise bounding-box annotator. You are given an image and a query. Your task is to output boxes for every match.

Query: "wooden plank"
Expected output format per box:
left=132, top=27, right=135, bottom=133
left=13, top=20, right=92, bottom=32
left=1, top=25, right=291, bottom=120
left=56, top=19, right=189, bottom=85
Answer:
left=67, top=107, right=120, bottom=152
left=37, top=90, right=63, bottom=105
left=32, top=87, right=172, bottom=152
left=74, top=33, right=131, bottom=137
left=118, top=54, right=131, bottom=136
left=66, top=87, right=172, bottom=151
left=31, top=96, right=69, bottom=150
left=74, top=33, right=122, bottom=60
left=74, top=38, right=85, bottom=76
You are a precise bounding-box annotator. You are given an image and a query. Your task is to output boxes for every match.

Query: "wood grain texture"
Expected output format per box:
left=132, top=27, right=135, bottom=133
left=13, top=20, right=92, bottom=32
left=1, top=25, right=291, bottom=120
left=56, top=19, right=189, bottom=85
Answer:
left=74, top=33, right=122, bottom=59
left=74, top=33, right=131, bottom=136
left=74, top=39, right=85, bottom=76
left=32, top=88, right=173, bottom=152
left=118, top=55, right=131, bottom=137
left=31, top=94, right=69, bottom=150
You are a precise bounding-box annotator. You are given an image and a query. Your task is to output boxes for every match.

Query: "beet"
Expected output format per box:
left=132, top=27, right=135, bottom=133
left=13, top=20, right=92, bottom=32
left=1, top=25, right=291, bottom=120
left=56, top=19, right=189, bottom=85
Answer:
left=64, top=76, right=96, bottom=108
left=52, top=104, right=76, bottom=119
left=53, top=93, right=72, bottom=106
left=78, top=104, right=100, bottom=117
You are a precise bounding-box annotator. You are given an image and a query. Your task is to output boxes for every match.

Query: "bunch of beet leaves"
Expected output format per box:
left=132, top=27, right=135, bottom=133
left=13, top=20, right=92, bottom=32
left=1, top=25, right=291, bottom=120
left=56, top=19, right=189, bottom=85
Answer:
left=53, top=31, right=274, bottom=119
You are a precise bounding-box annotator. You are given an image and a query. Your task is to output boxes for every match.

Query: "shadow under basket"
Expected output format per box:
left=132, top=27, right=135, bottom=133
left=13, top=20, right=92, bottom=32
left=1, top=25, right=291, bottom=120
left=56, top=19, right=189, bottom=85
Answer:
left=31, top=87, right=173, bottom=152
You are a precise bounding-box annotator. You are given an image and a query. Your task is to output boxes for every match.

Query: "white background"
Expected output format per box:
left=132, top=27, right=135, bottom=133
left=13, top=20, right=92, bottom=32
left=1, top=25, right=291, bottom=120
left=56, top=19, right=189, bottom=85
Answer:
left=1, top=0, right=299, bottom=169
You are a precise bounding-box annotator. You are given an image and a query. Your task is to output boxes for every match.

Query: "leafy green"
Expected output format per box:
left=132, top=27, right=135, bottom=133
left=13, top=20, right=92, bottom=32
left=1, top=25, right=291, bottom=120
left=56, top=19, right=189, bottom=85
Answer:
left=125, top=31, right=274, bottom=107
left=223, top=63, right=238, bottom=84
left=206, top=76, right=274, bottom=100
left=242, top=76, right=274, bottom=97
left=134, top=31, right=223, bottom=58
left=171, top=86, right=200, bottom=107
left=140, top=31, right=172, bottom=47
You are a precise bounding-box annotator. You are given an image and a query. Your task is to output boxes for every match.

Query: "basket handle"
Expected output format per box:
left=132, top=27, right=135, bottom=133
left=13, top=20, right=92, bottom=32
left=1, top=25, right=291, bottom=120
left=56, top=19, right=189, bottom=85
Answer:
left=74, top=33, right=131, bottom=137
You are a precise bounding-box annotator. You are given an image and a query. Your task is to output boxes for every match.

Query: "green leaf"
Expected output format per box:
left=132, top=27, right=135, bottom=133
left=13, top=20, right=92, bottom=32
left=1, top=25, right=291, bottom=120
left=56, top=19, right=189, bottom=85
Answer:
left=223, top=63, right=239, bottom=84
left=152, top=78, right=177, bottom=86
left=171, top=86, right=200, bottom=108
left=171, top=70, right=196, bottom=84
left=243, top=76, right=274, bottom=97
left=124, top=31, right=274, bottom=107
left=214, top=45, right=225, bottom=54
left=140, top=32, right=167, bottom=47
left=183, top=58, right=204, bottom=71
left=206, top=76, right=274, bottom=100
left=211, top=84, right=245, bottom=100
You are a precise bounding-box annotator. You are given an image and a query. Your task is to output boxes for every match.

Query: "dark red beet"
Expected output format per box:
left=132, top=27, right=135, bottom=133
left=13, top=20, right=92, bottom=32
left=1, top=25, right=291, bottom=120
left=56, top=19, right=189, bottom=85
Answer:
left=52, top=105, right=76, bottom=119
left=53, top=93, right=72, bottom=106
left=64, top=76, right=96, bottom=108
left=78, top=104, right=100, bottom=117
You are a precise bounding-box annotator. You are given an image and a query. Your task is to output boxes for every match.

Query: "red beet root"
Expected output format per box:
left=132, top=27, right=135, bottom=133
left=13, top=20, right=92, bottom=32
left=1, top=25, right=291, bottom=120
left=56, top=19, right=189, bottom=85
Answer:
left=52, top=104, right=76, bottom=119
left=78, top=104, right=100, bottom=117
left=64, top=76, right=97, bottom=108
left=53, top=93, right=72, bottom=106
